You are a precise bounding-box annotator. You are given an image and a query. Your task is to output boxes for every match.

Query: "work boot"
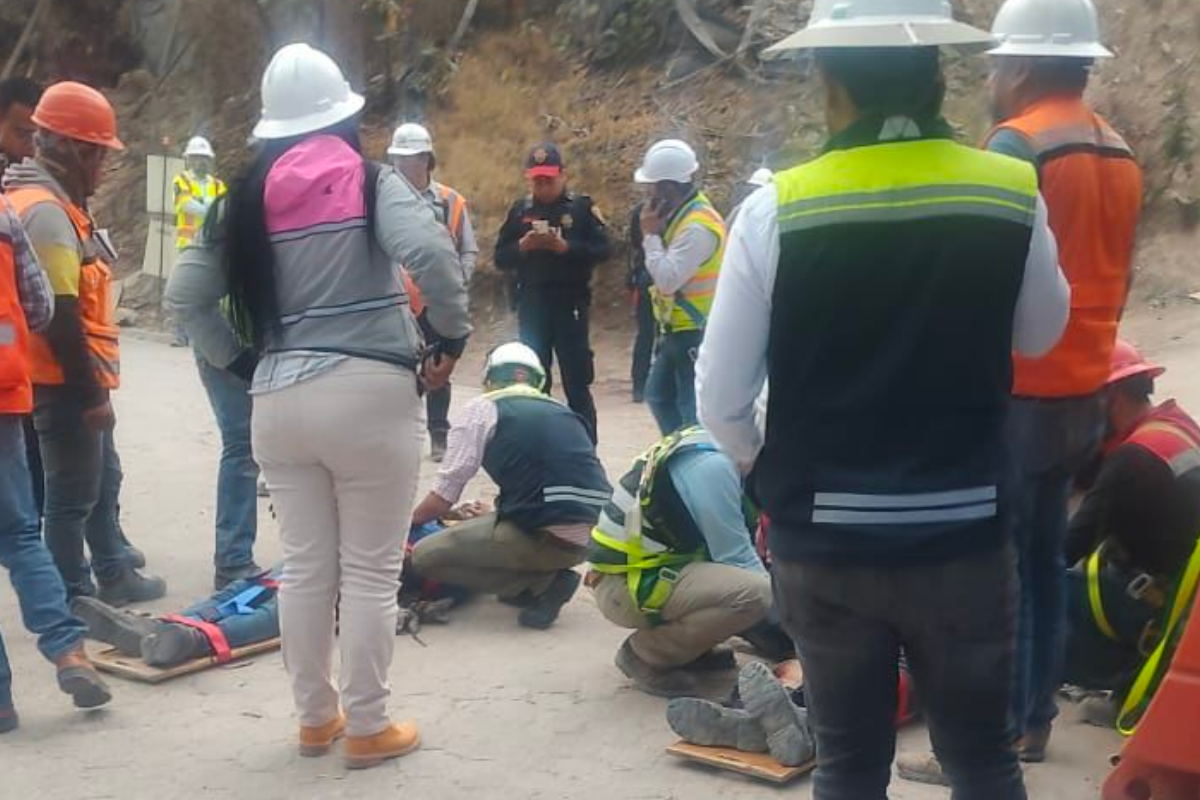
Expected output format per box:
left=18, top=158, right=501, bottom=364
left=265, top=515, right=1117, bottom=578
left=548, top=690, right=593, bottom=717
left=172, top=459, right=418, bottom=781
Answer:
left=299, top=712, right=346, bottom=757
left=614, top=637, right=700, bottom=698
left=897, top=753, right=950, bottom=786
left=0, top=707, right=19, bottom=734
left=344, top=721, right=421, bottom=770
left=738, top=661, right=815, bottom=766
left=682, top=643, right=738, bottom=673
left=1018, top=724, right=1052, bottom=763
left=141, top=622, right=210, bottom=668
left=54, top=647, right=113, bottom=709
left=667, top=697, right=768, bottom=752
left=71, top=596, right=158, bottom=657
left=214, top=561, right=264, bottom=591
left=518, top=569, right=581, bottom=630
left=430, top=432, right=448, bottom=463
left=97, top=568, right=167, bottom=607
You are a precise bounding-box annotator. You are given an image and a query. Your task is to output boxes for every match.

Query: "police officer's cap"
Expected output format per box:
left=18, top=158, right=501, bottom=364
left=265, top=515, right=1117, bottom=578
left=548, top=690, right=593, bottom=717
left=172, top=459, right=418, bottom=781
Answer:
left=526, top=143, right=565, bottom=178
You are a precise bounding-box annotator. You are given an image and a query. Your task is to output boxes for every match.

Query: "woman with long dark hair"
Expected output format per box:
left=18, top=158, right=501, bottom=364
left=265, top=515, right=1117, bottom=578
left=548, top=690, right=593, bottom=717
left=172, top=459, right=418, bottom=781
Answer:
left=167, top=43, right=470, bottom=769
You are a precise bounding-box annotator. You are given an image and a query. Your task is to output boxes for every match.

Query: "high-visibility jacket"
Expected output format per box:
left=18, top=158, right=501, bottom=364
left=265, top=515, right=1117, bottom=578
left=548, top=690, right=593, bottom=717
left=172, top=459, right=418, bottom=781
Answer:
left=6, top=186, right=120, bottom=389
left=988, top=97, right=1143, bottom=398
left=432, top=182, right=467, bottom=249
left=651, top=192, right=725, bottom=333
left=0, top=196, right=32, bottom=414
left=174, top=171, right=227, bottom=249
left=588, top=427, right=723, bottom=617
left=1085, top=404, right=1200, bottom=734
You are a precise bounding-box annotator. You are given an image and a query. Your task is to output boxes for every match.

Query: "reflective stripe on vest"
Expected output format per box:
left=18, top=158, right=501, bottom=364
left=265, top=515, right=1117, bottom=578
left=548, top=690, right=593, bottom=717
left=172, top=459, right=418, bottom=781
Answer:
left=589, top=426, right=713, bottom=617
left=435, top=183, right=467, bottom=247
left=989, top=98, right=1142, bottom=398
left=0, top=195, right=32, bottom=414
left=651, top=193, right=725, bottom=333
left=6, top=186, right=120, bottom=389
left=174, top=172, right=226, bottom=249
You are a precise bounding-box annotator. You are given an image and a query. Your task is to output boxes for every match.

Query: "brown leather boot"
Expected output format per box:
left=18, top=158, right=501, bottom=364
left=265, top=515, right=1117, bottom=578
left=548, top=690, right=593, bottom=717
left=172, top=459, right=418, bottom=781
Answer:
left=344, top=721, right=421, bottom=770
left=299, top=712, right=346, bottom=757
left=55, top=646, right=112, bottom=709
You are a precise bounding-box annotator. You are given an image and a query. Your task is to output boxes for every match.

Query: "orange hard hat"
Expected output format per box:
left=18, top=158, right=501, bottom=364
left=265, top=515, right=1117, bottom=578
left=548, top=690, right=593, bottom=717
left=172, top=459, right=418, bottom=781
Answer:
left=1108, top=339, right=1165, bottom=386
left=31, top=81, right=124, bottom=151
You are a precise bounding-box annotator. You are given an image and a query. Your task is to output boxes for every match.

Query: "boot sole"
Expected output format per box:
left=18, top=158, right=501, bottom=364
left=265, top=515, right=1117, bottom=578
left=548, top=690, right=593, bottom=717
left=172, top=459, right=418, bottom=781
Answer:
left=344, top=732, right=421, bottom=770
left=299, top=731, right=344, bottom=758
left=71, top=597, right=152, bottom=656
left=57, top=668, right=113, bottom=709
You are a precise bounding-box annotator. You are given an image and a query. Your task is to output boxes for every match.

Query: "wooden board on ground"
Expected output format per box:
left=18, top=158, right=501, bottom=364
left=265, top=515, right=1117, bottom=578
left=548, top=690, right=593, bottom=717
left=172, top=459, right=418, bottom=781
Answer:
left=667, top=740, right=814, bottom=784
left=89, top=638, right=281, bottom=684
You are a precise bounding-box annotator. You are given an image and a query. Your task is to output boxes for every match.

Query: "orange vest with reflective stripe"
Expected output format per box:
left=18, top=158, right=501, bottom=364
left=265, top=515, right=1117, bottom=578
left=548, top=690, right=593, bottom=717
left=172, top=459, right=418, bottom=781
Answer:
left=0, top=197, right=32, bottom=414
left=988, top=97, right=1143, bottom=398
left=6, top=186, right=120, bottom=389
left=1126, top=404, right=1200, bottom=478
left=434, top=183, right=467, bottom=248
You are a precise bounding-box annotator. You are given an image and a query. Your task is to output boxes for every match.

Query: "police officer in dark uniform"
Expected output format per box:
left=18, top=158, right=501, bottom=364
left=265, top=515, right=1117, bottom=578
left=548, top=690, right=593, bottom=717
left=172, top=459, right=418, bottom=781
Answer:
left=495, top=143, right=610, bottom=441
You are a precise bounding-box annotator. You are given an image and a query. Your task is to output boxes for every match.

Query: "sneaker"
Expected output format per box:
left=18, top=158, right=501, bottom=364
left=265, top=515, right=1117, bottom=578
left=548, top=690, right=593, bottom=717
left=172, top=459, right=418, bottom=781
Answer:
left=667, top=697, right=768, bottom=752
left=430, top=432, right=448, bottom=463
left=517, top=569, right=581, bottom=630
left=738, top=661, right=815, bottom=766
left=54, top=646, right=113, bottom=709
left=614, top=637, right=700, bottom=698
left=897, top=753, right=950, bottom=786
left=141, top=623, right=210, bottom=668
left=214, top=562, right=264, bottom=591
left=97, top=568, right=167, bottom=607
left=1018, top=725, right=1052, bottom=763
left=0, top=708, right=19, bottom=734
left=299, top=712, right=346, bottom=757
left=71, top=596, right=158, bottom=657
left=344, top=721, right=421, bottom=770
left=682, top=644, right=738, bottom=672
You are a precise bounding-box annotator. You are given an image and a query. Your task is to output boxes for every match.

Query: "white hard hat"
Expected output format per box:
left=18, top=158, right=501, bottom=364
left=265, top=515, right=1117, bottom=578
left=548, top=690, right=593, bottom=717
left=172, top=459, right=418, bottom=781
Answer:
left=765, top=0, right=995, bottom=56
left=184, top=136, right=215, bottom=158
left=748, top=167, right=774, bottom=187
left=388, top=122, right=434, bottom=156
left=485, top=342, right=546, bottom=390
left=634, top=139, right=699, bottom=184
left=989, top=0, right=1112, bottom=59
left=253, top=43, right=365, bottom=140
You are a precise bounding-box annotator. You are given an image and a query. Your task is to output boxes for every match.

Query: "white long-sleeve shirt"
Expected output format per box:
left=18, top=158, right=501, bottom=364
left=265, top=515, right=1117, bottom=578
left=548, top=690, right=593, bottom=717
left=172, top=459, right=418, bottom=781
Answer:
left=643, top=224, right=720, bottom=295
left=696, top=184, right=1070, bottom=470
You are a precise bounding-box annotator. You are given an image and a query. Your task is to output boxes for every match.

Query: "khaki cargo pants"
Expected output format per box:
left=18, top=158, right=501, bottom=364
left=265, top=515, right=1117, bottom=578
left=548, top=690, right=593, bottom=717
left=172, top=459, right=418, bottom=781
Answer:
left=591, top=562, right=771, bottom=668
left=411, top=513, right=584, bottom=599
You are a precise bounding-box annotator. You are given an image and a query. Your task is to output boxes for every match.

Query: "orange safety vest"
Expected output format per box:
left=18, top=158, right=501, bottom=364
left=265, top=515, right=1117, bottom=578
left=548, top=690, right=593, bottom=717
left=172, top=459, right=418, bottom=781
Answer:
left=988, top=97, right=1143, bottom=398
left=6, top=186, right=120, bottom=389
left=434, top=182, right=467, bottom=248
left=0, top=197, right=32, bottom=414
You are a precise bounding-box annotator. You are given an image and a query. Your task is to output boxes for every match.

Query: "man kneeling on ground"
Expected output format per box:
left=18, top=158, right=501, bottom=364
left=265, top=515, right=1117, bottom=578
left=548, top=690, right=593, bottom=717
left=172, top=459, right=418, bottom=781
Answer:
left=409, top=342, right=612, bottom=629
left=588, top=426, right=773, bottom=697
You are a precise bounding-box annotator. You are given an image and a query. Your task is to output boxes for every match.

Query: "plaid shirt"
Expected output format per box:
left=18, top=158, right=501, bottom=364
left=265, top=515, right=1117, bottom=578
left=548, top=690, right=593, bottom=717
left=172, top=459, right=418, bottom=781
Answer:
left=3, top=200, right=53, bottom=331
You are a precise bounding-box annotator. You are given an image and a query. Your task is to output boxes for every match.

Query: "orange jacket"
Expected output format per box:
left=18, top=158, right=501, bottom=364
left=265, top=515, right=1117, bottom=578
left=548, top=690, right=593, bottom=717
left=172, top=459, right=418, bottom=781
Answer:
left=0, top=200, right=32, bottom=414
left=6, top=186, right=120, bottom=389
left=988, top=96, right=1143, bottom=398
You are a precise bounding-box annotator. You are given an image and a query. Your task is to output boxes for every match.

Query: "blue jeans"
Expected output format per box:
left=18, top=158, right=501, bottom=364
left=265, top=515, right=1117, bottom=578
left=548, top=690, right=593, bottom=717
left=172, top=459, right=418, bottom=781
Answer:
left=646, top=329, right=702, bottom=435
left=1007, top=393, right=1106, bottom=733
left=33, top=386, right=129, bottom=596
left=182, top=569, right=279, bottom=649
left=196, top=357, right=259, bottom=571
left=0, top=415, right=88, bottom=708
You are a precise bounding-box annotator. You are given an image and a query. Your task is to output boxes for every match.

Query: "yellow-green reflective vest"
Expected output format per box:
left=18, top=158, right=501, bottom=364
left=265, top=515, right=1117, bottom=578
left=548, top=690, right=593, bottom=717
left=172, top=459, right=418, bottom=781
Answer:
left=651, top=192, right=725, bottom=333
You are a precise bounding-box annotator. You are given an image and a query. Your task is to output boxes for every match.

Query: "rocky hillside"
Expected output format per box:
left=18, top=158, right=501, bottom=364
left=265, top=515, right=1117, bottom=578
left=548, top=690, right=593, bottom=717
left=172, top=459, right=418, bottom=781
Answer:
left=2, top=0, right=1196, bottom=327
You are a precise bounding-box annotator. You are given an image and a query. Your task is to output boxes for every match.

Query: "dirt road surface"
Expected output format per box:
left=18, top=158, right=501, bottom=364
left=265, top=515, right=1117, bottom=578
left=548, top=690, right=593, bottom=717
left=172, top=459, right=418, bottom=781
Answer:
left=7, top=306, right=1197, bottom=799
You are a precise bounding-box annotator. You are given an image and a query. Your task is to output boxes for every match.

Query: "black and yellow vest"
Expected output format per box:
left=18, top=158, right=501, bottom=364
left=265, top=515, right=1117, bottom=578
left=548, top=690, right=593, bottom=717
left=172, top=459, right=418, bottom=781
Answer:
left=756, top=120, right=1039, bottom=566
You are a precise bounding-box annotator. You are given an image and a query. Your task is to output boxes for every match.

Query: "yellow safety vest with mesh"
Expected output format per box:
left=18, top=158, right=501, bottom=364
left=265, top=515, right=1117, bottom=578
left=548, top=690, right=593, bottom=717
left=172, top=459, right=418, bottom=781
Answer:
left=174, top=171, right=227, bottom=249
left=588, top=426, right=715, bottom=619
left=651, top=192, right=725, bottom=333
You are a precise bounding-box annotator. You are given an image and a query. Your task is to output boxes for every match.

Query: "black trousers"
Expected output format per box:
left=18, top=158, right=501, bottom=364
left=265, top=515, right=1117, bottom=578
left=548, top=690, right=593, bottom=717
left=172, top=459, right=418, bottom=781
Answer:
left=630, top=288, right=655, bottom=399
left=426, top=384, right=451, bottom=438
left=774, top=543, right=1025, bottom=800
left=517, top=290, right=597, bottom=442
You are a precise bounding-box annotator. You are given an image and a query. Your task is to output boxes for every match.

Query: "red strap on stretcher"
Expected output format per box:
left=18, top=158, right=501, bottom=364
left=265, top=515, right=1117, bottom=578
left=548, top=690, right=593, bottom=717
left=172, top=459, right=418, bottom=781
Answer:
left=160, top=614, right=233, bottom=664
